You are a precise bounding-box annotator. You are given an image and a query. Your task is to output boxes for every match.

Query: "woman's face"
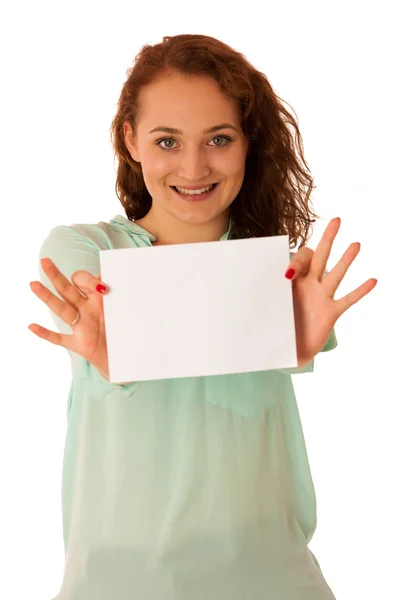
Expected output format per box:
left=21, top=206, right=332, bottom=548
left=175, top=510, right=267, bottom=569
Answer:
left=124, top=71, right=248, bottom=229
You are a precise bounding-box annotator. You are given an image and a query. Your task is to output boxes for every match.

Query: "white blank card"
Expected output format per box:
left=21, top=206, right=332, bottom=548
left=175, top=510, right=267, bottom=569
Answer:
left=99, top=236, right=297, bottom=383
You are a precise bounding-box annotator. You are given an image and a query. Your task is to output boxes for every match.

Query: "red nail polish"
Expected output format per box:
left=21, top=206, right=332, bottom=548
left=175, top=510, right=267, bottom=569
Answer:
left=96, top=284, right=106, bottom=294
left=285, top=268, right=295, bottom=280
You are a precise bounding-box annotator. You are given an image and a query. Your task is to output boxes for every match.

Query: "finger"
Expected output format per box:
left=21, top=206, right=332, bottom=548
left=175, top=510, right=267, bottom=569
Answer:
left=335, top=278, right=378, bottom=316
left=28, top=323, right=75, bottom=351
left=285, top=247, right=314, bottom=280
left=322, top=242, right=361, bottom=297
left=309, top=217, right=341, bottom=280
left=30, top=280, right=80, bottom=327
left=40, top=258, right=89, bottom=308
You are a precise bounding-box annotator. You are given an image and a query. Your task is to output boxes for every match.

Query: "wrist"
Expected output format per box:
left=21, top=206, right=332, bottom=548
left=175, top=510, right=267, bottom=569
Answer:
left=94, top=364, right=110, bottom=381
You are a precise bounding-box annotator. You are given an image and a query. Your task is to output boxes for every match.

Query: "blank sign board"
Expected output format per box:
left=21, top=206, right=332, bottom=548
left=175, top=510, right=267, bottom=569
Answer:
left=99, top=235, right=297, bottom=383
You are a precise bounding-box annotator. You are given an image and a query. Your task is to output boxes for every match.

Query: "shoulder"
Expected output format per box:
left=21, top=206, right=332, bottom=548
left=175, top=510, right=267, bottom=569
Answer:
left=38, top=218, right=127, bottom=283
left=40, top=219, right=120, bottom=253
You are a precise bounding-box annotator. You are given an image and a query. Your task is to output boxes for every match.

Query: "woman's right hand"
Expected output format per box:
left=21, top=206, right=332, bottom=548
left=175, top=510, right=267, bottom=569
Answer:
left=29, top=258, right=110, bottom=380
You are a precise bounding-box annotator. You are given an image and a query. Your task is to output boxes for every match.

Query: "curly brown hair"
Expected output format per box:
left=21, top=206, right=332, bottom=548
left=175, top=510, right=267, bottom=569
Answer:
left=110, top=34, right=320, bottom=248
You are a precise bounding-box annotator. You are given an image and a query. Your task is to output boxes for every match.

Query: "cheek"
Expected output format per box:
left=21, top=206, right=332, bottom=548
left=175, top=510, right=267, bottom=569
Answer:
left=216, top=149, right=246, bottom=179
left=142, top=148, right=172, bottom=179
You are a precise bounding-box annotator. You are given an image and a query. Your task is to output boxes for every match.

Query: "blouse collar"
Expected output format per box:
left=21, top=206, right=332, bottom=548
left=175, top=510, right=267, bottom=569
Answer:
left=110, top=214, right=233, bottom=242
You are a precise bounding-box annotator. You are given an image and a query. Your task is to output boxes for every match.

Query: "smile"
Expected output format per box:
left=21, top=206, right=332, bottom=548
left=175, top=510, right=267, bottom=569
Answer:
left=170, top=183, right=220, bottom=202
left=172, top=183, right=218, bottom=195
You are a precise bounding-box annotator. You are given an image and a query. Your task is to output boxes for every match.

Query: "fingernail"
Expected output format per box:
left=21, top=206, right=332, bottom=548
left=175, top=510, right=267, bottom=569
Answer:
left=96, top=284, right=107, bottom=294
left=285, top=268, right=295, bottom=280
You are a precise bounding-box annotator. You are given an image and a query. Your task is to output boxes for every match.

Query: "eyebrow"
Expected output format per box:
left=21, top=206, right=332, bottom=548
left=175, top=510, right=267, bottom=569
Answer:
left=148, top=124, right=240, bottom=135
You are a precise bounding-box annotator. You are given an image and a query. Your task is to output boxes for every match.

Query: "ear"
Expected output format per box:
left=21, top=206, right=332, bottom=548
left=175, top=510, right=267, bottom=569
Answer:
left=123, top=121, right=140, bottom=163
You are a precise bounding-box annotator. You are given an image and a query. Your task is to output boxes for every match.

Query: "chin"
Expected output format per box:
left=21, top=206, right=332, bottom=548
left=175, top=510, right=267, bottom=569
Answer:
left=174, top=208, right=227, bottom=226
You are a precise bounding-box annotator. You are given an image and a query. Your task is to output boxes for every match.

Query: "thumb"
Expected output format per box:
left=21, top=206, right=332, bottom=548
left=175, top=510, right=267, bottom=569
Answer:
left=70, top=270, right=108, bottom=296
left=285, top=247, right=314, bottom=281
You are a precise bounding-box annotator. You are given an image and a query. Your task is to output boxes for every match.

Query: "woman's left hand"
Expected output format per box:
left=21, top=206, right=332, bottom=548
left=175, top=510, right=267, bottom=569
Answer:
left=285, top=217, right=378, bottom=367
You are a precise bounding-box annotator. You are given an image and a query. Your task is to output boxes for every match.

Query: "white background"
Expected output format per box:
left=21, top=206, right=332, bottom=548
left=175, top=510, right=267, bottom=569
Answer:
left=1, top=1, right=398, bottom=599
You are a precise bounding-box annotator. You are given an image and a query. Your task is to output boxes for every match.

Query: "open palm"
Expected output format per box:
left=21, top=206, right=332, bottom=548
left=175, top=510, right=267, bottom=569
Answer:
left=29, top=259, right=110, bottom=379
left=287, top=218, right=378, bottom=366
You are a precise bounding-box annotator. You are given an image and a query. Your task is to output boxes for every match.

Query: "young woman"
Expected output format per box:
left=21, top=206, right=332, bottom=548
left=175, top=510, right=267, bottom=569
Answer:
left=29, top=34, right=377, bottom=600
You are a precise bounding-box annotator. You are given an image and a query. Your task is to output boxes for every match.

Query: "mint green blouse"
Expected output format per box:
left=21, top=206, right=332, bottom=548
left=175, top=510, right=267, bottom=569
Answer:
left=38, top=214, right=338, bottom=600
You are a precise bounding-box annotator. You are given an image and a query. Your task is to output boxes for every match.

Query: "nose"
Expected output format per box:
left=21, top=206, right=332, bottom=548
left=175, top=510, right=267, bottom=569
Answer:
left=177, top=146, right=211, bottom=181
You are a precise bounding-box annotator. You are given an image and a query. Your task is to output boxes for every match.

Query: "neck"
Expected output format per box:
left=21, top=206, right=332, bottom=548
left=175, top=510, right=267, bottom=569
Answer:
left=136, top=208, right=230, bottom=246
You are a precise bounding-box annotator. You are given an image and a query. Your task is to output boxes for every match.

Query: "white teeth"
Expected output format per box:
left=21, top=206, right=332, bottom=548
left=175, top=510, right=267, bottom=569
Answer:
left=175, top=184, right=215, bottom=195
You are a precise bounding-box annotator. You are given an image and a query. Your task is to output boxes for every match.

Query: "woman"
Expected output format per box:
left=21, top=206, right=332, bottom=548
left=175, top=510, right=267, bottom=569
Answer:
left=29, top=34, right=377, bottom=599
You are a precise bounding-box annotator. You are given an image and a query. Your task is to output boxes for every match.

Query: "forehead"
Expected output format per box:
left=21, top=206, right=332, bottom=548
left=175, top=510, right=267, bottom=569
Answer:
left=137, top=73, right=241, bottom=128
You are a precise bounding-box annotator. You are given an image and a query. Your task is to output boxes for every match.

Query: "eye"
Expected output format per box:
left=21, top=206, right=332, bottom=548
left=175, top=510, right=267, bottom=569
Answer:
left=209, top=135, right=232, bottom=147
left=156, top=138, right=179, bottom=150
